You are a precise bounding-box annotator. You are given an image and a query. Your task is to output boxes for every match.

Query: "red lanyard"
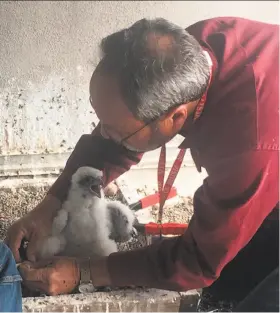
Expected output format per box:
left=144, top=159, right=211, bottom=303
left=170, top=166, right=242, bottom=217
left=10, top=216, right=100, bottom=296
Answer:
left=157, top=146, right=186, bottom=223
left=157, top=51, right=213, bottom=230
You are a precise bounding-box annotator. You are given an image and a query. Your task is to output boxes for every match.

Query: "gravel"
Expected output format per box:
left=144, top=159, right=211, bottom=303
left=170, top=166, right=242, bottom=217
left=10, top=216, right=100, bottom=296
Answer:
left=134, top=186, right=194, bottom=224
left=0, top=186, right=49, bottom=241
left=0, top=185, right=194, bottom=246
left=0, top=185, right=235, bottom=311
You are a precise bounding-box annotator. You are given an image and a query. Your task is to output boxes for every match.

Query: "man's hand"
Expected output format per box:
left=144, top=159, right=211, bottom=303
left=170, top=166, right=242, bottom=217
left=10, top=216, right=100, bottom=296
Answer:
left=18, top=257, right=80, bottom=296
left=5, top=195, right=61, bottom=262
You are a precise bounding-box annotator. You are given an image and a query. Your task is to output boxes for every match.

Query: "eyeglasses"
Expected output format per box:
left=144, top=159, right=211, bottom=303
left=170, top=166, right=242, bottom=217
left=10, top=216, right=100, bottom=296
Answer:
left=90, top=96, right=159, bottom=146
left=119, top=116, right=158, bottom=145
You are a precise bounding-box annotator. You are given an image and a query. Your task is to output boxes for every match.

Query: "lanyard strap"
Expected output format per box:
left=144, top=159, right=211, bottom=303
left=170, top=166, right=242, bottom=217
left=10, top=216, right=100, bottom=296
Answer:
left=157, top=146, right=186, bottom=224
left=157, top=51, right=213, bottom=229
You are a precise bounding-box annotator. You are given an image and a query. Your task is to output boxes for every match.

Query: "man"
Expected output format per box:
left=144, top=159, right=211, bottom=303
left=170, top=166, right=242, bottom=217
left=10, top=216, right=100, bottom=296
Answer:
left=5, top=17, right=279, bottom=311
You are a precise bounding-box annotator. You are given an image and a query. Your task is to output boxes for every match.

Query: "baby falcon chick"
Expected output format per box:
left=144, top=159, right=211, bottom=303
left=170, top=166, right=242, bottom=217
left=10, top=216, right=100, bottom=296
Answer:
left=39, top=166, right=136, bottom=260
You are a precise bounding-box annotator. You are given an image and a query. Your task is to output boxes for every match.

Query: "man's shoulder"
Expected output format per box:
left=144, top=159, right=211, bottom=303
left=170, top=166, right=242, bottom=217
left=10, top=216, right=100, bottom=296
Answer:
left=185, top=16, right=278, bottom=40
left=185, top=17, right=279, bottom=156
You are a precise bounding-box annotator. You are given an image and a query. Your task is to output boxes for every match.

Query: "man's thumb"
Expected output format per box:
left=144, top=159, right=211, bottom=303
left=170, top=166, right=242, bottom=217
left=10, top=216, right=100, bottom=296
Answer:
left=18, top=261, right=32, bottom=276
left=18, top=261, right=45, bottom=283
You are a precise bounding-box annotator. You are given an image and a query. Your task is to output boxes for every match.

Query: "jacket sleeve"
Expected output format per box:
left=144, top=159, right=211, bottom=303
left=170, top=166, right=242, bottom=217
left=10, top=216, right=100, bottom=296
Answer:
left=107, top=149, right=278, bottom=291
left=47, top=124, right=143, bottom=202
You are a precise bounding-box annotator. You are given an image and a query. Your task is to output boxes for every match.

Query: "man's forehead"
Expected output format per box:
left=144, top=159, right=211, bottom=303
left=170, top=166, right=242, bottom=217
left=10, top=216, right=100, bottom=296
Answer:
left=90, top=73, right=125, bottom=113
left=89, top=71, right=143, bottom=129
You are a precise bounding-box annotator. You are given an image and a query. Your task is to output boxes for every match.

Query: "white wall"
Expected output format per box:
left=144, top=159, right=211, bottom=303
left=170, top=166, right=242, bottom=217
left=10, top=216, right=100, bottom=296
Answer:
left=0, top=1, right=279, bottom=190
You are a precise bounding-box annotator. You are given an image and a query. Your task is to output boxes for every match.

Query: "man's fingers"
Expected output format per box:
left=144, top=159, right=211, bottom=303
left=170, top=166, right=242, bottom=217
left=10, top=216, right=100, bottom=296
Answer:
left=5, top=230, right=25, bottom=263
left=29, top=259, right=55, bottom=269
left=18, top=262, right=46, bottom=282
left=19, top=261, right=56, bottom=295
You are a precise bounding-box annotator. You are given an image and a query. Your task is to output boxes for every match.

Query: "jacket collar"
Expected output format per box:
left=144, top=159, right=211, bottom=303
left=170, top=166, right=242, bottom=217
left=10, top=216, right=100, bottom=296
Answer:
left=178, top=49, right=217, bottom=150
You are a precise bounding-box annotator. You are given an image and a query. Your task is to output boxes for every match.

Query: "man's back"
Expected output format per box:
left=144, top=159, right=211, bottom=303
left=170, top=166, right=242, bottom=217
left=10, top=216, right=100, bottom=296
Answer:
left=184, top=17, right=279, bottom=166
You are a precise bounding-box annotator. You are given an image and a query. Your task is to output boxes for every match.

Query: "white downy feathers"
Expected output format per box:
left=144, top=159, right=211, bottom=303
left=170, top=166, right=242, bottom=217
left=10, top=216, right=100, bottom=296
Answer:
left=38, top=166, right=136, bottom=260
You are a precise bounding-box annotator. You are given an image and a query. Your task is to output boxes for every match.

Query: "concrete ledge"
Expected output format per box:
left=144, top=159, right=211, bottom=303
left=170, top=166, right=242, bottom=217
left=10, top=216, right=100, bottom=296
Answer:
left=23, top=288, right=200, bottom=312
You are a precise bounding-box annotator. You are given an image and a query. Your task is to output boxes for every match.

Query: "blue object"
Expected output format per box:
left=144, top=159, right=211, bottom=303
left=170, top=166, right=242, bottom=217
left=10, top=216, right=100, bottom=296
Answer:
left=0, top=241, right=22, bottom=312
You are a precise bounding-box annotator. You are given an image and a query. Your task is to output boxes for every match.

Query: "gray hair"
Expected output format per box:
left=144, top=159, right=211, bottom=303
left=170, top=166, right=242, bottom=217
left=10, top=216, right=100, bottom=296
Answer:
left=98, top=18, right=210, bottom=122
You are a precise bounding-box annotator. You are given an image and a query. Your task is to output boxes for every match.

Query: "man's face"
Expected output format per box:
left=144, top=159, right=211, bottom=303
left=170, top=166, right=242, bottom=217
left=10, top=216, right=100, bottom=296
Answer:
left=90, top=73, right=164, bottom=152
left=89, top=71, right=180, bottom=153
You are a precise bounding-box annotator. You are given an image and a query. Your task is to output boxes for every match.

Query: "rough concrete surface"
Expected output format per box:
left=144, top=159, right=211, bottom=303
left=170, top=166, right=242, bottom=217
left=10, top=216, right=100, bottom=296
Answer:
left=22, top=288, right=187, bottom=312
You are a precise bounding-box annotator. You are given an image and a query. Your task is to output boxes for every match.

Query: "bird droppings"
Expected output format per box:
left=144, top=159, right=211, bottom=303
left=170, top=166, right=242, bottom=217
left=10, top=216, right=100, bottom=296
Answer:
left=0, top=80, right=98, bottom=156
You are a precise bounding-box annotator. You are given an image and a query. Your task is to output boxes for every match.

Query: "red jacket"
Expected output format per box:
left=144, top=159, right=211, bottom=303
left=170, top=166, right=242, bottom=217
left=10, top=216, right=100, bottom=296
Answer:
left=48, top=17, right=279, bottom=291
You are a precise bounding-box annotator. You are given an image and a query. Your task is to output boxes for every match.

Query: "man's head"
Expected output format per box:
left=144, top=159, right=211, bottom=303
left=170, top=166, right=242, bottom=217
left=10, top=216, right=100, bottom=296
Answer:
left=90, top=18, right=210, bottom=152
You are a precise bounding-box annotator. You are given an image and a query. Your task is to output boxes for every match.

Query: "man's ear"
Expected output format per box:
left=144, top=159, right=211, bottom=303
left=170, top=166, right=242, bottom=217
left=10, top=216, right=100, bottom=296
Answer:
left=158, top=104, right=188, bottom=135
left=170, top=104, right=189, bottom=131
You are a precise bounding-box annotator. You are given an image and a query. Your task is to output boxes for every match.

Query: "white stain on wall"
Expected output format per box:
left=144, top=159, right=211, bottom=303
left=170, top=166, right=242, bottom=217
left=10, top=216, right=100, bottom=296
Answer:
left=0, top=75, right=96, bottom=155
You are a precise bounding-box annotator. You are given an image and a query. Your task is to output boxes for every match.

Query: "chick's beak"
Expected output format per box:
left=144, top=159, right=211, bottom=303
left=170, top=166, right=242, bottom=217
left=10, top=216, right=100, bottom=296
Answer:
left=90, top=184, right=101, bottom=198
